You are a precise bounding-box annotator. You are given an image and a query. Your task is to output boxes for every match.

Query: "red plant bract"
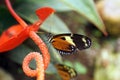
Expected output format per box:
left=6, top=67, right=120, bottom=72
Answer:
left=0, top=0, right=55, bottom=52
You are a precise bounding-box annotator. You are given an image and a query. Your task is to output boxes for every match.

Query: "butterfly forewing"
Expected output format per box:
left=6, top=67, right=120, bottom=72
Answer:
left=72, top=34, right=91, bottom=50
left=50, top=34, right=77, bottom=54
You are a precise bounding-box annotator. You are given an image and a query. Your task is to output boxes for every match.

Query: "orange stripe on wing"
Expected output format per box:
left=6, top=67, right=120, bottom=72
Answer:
left=51, top=38, right=73, bottom=52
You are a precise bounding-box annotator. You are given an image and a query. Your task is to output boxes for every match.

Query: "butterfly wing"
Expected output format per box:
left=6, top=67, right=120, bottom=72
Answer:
left=55, top=64, right=77, bottom=80
left=51, top=38, right=76, bottom=54
left=57, top=70, right=71, bottom=80
left=72, top=34, right=91, bottom=50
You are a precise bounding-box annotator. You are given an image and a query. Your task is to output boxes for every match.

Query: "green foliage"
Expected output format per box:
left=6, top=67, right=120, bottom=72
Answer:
left=59, top=0, right=107, bottom=35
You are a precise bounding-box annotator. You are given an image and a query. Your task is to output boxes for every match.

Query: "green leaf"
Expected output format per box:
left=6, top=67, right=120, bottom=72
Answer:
left=7, top=44, right=34, bottom=67
left=24, top=0, right=72, bottom=11
left=59, top=0, right=107, bottom=35
left=0, top=6, right=17, bottom=33
left=15, top=1, right=70, bottom=34
left=41, top=15, right=71, bottom=34
left=74, top=62, right=87, bottom=74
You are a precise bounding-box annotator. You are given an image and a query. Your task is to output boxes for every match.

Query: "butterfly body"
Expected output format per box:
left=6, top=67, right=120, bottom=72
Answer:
left=49, top=33, right=91, bottom=54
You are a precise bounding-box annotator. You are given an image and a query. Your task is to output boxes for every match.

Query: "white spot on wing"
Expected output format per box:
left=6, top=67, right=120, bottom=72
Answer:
left=65, top=36, right=75, bottom=46
left=82, top=38, right=88, bottom=47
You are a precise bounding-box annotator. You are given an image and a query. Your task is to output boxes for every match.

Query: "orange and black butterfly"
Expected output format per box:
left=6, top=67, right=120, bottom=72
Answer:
left=55, top=64, right=77, bottom=80
left=49, top=33, right=91, bottom=55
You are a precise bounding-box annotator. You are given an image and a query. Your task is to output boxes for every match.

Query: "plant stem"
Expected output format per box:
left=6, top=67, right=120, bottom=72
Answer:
left=29, top=31, right=50, bottom=70
left=5, top=0, right=27, bottom=27
left=22, top=52, right=44, bottom=80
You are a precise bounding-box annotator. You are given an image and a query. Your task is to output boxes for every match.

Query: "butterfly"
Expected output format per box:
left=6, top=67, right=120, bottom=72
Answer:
left=55, top=64, right=77, bottom=80
left=49, top=33, right=91, bottom=55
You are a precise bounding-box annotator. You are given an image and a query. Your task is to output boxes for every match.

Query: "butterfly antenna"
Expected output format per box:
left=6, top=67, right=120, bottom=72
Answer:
left=47, top=33, right=53, bottom=42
